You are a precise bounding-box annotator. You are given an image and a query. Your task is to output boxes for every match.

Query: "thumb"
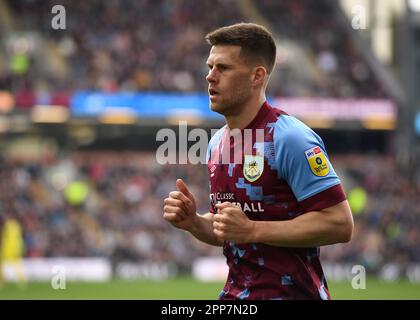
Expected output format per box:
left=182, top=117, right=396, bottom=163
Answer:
left=176, top=179, right=192, bottom=198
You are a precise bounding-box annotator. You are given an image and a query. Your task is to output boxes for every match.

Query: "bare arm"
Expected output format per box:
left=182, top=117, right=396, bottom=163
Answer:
left=214, top=200, right=354, bottom=247
left=189, top=212, right=224, bottom=247
left=252, top=200, right=354, bottom=247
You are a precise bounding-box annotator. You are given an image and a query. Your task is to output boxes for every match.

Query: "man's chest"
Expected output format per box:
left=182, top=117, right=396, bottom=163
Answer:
left=208, top=157, right=299, bottom=220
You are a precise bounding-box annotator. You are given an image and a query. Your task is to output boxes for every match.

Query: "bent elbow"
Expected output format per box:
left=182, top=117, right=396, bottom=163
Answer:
left=338, top=217, right=354, bottom=243
left=323, top=201, right=354, bottom=245
left=339, top=227, right=353, bottom=243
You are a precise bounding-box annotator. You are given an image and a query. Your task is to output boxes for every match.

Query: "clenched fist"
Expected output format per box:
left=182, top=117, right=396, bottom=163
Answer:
left=213, top=202, right=256, bottom=243
left=163, top=179, right=197, bottom=231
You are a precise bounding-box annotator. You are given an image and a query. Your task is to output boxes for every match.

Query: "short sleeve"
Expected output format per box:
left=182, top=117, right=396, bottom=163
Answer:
left=274, top=115, right=346, bottom=211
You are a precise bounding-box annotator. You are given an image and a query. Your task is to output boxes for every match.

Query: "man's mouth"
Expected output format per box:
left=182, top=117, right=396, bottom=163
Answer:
left=209, top=89, right=219, bottom=96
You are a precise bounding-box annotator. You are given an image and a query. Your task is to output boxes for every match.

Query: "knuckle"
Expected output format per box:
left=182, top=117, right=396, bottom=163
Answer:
left=169, top=191, right=179, bottom=199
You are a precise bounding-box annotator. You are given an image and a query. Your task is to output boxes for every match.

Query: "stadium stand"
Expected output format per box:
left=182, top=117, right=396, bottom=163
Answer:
left=1, top=0, right=385, bottom=97
left=0, top=0, right=417, bottom=282
left=0, top=151, right=419, bottom=275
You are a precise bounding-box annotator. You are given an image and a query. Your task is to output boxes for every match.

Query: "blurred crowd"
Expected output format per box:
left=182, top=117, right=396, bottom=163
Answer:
left=0, top=151, right=419, bottom=274
left=0, top=0, right=409, bottom=277
left=1, top=0, right=244, bottom=94
left=322, top=155, right=420, bottom=271
left=0, top=152, right=218, bottom=273
left=256, top=0, right=385, bottom=97
left=0, top=0, right=385, bottom=97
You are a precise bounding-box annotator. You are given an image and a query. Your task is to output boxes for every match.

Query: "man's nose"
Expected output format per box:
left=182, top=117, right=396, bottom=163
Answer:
left=206, top=69, right=217, bottom=83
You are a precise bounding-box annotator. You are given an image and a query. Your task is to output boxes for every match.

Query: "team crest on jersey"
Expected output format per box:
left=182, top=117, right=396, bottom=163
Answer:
left=243, top=155, right=264, bottom=182
left=305, top=146, right=329, bottom=177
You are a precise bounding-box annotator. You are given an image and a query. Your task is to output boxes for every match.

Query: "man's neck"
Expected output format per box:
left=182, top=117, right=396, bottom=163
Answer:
left=225, top=94, right=266, bottom=130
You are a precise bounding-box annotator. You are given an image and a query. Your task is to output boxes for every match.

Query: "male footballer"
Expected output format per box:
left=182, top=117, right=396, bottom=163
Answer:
left=163, top=23, right=353, bottom=300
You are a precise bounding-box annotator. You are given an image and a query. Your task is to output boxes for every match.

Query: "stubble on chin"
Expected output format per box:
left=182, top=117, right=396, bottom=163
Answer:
left=210, top=99, right=224, bottom=113
left=210, top=102, right=230, bottom=116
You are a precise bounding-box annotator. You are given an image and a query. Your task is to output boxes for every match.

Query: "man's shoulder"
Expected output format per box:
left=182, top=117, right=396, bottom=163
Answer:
left=272, top=113, right=316, bottom=144
left=208, top=125, right=227, bottom=147
left=206, top=125, right=227, bottom=163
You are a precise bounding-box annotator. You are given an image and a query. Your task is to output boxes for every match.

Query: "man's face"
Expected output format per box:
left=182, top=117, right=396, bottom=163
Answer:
left=206, top=45, right=254, bottom=116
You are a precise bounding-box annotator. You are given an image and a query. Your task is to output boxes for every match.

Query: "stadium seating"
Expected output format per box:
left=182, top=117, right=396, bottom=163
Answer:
left=0, top=0, right=415, bottom=278
left=1, top=0, right=385, bottom=97
left=1, top=152, right=419, bottom=272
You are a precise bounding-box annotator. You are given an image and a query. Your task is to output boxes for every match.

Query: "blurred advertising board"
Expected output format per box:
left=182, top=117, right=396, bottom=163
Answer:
left=70, top=92, right=396, bottom=129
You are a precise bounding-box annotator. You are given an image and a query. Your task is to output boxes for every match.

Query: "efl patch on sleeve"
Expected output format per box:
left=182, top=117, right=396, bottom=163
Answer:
left=304, top=146, right=330, bottom=177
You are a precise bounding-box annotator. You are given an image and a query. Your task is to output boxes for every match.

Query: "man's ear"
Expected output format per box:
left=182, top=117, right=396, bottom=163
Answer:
left=252, top=66, right=267, bottom=88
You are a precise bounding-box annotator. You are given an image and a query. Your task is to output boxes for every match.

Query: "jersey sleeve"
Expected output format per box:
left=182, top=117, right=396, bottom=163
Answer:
left=274, top=115, right=346, bottom=212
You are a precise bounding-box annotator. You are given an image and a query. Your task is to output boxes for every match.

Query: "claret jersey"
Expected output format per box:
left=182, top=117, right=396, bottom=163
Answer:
left=206, top=101, right=346, bottom=300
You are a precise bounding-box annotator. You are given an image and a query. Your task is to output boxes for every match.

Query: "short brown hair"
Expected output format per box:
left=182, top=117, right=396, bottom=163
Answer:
left=205, top=22, right=276, bottom=75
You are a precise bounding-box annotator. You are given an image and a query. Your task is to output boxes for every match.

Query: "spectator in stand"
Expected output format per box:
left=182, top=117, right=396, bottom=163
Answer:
left=0, top=151, right=418, bottom=273
left=1, top=0, right=385, bottom=98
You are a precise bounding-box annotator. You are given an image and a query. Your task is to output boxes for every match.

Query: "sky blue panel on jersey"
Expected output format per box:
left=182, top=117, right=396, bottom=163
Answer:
left=273, top=115, right=341, bottom=202
left=206, top=126, right=226, bottom=163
